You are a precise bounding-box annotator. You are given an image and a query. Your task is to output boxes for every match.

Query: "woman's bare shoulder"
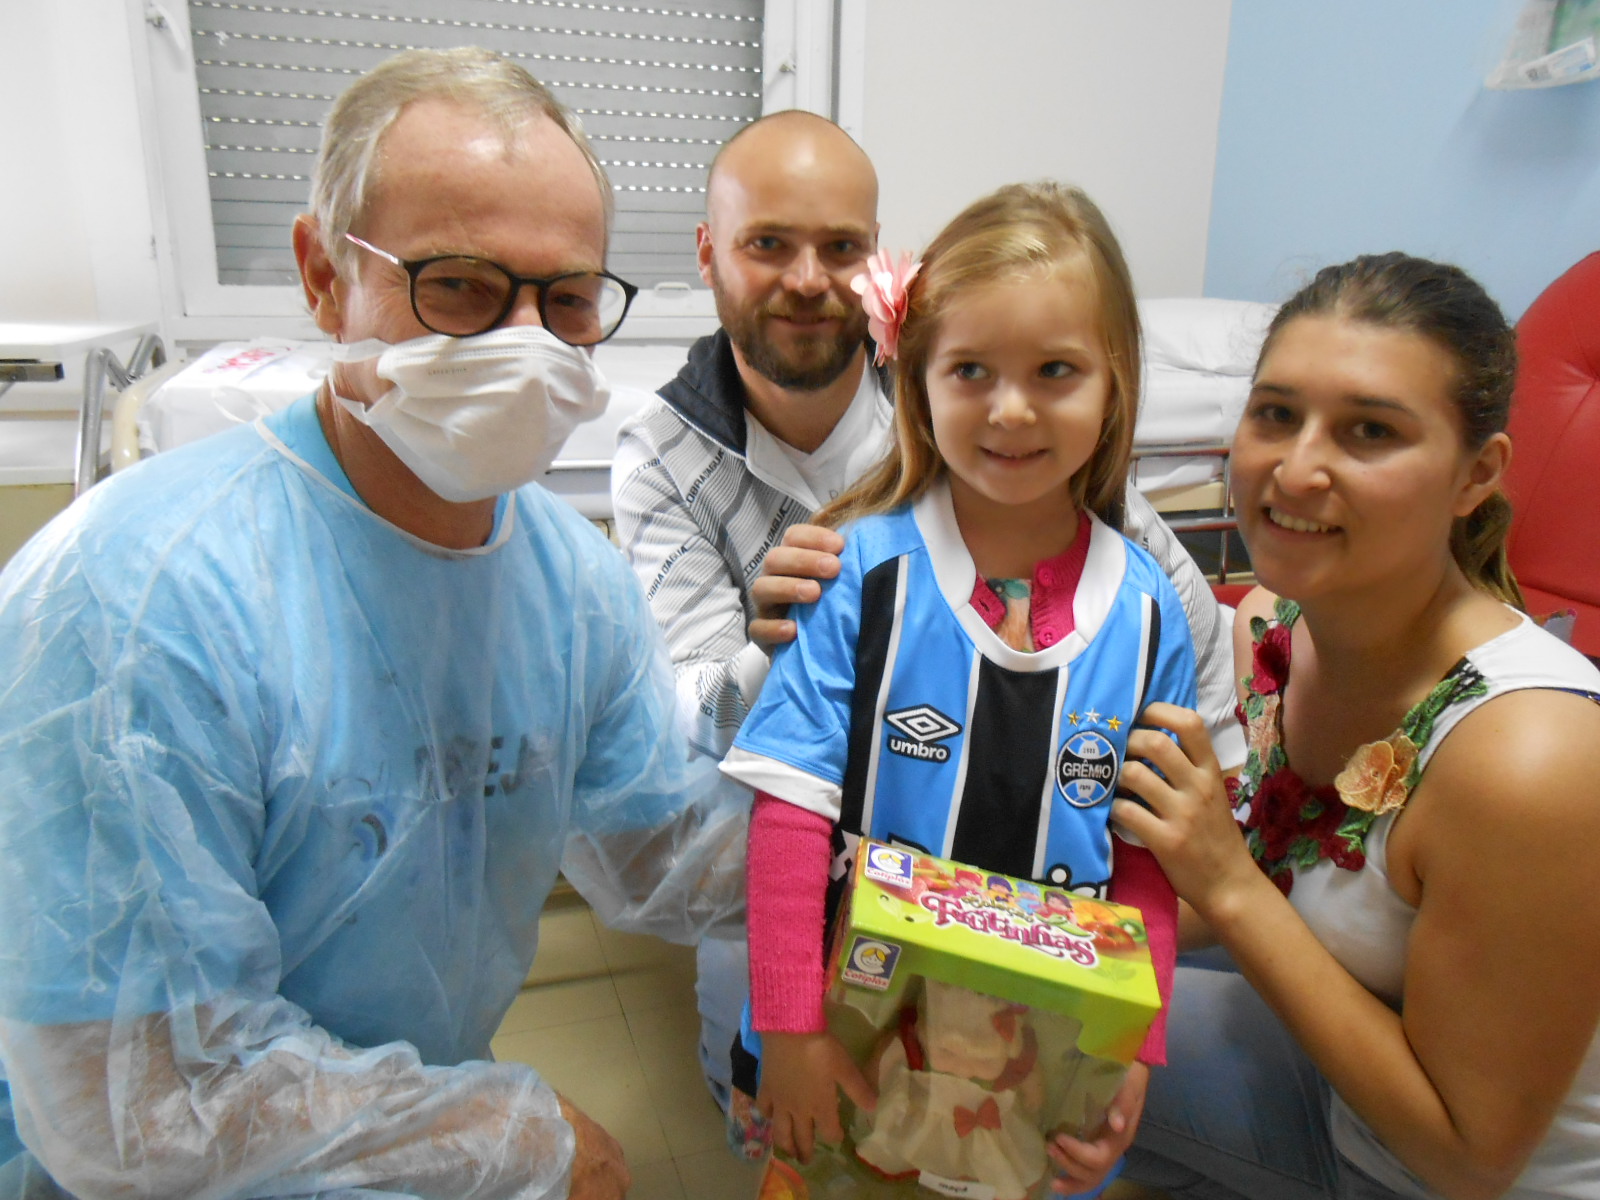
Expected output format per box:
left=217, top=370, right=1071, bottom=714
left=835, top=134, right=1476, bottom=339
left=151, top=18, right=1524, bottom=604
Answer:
left=1233, top=586, right=1280, bottom=629
left=1418, top=685, right=1600, bottom=843
left=1230, top=587, right=1280, bottom=697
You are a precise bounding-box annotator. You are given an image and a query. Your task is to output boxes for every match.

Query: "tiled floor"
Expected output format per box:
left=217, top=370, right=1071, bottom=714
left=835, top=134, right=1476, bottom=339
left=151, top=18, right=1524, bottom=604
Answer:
left=491, top=896, right=765, bottom=1198
left=493, top=895, right=1169, bottom=1199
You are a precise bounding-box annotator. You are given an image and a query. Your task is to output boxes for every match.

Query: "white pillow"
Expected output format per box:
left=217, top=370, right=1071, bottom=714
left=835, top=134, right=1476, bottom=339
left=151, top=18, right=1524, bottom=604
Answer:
left=1140, top=298, right=1278, bottom=377
left=557, top=384, right=658, bottom=463
left=1136, top=364, right=1251, bottom=447
left=590, top=342, right=690, bottom=393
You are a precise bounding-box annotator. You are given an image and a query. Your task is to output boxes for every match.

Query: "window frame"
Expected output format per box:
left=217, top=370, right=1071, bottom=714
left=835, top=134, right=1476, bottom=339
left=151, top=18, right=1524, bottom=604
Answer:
left=132, top=0, right=842, bottom=345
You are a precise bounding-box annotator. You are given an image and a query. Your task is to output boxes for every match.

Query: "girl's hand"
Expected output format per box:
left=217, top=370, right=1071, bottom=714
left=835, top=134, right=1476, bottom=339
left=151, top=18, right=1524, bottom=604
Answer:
left=748, top=524, right=844, bottom=650
left=1111, top=702, right=1260, bottom=921
left=1047, top=1061, right=1148, bottom=1195
left=757, top=1030, right=876, bottom=1163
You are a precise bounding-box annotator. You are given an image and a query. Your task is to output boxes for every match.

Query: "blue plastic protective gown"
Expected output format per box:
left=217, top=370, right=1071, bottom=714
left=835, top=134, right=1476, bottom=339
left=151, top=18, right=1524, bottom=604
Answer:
left=0, top=396, right=747, bottom=1199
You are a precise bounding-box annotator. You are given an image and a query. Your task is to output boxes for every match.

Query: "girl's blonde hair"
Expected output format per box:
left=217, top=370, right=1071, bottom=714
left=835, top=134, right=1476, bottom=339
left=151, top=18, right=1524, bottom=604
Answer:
left=817, top=181, right=1141, bottom=531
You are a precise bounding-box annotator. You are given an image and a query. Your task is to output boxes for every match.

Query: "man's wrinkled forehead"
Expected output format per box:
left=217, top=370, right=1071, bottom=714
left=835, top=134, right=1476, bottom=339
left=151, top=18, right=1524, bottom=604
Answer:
left=361, top=100, right=606, bottom=260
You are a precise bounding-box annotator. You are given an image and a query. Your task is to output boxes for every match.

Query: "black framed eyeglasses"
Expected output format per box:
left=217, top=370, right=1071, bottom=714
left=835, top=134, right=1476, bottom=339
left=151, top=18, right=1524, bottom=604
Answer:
left=345, top=234, right=639, bottom=346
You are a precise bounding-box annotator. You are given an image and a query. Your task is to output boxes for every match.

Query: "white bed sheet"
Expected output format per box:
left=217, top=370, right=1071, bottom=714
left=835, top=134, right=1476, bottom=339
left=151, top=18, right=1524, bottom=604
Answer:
left=1131, top=298, right=1276, bottom=494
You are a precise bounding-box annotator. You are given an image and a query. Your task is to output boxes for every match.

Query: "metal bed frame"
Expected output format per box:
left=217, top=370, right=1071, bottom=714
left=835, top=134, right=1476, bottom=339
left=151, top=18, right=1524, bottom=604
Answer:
left=1130, top=440, right=1241, bottom=586
left=75, top=335, right=168, bottom=497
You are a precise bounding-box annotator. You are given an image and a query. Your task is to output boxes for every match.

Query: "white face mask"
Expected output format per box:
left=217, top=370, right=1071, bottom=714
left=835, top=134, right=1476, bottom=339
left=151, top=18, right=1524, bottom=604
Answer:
left=329, top=326, right=610, bottom=503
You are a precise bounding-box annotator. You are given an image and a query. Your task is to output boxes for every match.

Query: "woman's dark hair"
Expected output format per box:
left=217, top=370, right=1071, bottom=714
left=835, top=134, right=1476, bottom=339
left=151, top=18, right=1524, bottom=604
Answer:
left=1257, top=252, right=1523, bottom=607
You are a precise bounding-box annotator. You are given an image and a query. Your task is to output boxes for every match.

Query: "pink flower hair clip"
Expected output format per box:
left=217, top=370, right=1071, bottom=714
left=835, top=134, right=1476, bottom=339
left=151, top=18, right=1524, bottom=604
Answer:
left=851, top=249, right=921, bottom=365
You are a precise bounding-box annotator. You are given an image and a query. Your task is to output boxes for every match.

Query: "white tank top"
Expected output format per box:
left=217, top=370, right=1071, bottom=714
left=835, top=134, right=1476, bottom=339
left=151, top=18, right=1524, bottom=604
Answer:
left=1273, top=616, right=1600, bottom=1198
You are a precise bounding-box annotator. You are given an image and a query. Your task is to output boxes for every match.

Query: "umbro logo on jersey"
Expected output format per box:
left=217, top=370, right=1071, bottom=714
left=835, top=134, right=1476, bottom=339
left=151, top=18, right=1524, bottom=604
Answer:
left=884, top=705, right=962, bottom=762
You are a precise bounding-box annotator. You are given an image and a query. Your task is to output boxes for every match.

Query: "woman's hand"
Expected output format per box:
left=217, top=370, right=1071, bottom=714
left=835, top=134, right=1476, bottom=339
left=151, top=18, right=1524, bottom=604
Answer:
left=748, top=524, right=844, bottom=651
left=1111, top=702, right=1261, bottom=923
left=757, top=1030, right=876, bottom=1163
left=1047, top=1061, right=1149, bottom=1195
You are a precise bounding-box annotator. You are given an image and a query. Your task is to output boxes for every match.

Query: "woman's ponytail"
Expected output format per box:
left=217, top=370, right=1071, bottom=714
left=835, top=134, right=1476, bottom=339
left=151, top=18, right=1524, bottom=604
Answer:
left=1451, top=489, right=1524, bottom=609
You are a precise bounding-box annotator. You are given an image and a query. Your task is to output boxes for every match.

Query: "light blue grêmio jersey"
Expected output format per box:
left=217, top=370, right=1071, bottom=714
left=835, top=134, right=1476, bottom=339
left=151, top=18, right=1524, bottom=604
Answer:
left=722, top=480, right=1198, bottom=911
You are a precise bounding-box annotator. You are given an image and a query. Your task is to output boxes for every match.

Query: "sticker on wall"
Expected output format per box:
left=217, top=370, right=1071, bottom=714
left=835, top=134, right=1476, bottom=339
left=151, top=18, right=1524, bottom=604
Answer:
left=1488, top=0, right=1600, bottom=88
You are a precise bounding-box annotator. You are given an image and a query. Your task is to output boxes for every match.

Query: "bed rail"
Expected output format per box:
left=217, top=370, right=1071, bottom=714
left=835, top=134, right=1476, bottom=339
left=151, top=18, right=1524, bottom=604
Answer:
left=1131, top=440, right=1240, bottom=584
left=76, top=334, right=167, bottom=497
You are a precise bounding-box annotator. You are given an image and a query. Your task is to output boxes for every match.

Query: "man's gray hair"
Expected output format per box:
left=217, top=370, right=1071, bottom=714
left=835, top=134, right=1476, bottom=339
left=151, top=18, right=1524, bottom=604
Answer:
left=308, top=46, right=613, bottom=272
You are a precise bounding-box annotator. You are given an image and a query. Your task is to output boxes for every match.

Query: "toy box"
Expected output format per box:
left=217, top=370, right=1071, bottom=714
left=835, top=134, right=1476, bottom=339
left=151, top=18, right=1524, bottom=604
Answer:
left=754, top=840, right=1160, bottom=1200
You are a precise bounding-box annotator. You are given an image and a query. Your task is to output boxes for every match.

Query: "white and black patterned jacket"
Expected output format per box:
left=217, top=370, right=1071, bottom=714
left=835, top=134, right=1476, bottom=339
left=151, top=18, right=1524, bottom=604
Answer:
left=611, top=329, right=1246, bottom=768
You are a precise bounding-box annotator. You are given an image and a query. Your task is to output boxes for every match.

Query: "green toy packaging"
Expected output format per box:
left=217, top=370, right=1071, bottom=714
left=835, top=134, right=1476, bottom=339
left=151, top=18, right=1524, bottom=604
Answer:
left=755, top=840, right=1160, bottom=1200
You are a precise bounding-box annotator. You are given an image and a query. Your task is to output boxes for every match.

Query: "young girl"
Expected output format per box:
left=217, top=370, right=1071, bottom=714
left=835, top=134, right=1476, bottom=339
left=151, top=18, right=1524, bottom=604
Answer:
left=719, top=181, right=1198, bottom=1193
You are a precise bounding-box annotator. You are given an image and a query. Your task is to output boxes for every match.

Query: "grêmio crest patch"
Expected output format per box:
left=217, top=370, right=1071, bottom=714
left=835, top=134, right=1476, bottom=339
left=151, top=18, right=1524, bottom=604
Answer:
left=1057, top=729, right=1119, bottom=808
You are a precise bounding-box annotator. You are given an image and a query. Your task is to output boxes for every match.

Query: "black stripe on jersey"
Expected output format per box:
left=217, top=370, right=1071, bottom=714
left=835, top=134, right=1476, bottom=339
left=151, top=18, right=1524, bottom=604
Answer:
left=950, top=660, right=1060, bottom=879
left=1135, top=594, right=1161, bottom=715
left=1115, top=594, right=1163, bottom=810
left=840, top=557, right=902, bottom=834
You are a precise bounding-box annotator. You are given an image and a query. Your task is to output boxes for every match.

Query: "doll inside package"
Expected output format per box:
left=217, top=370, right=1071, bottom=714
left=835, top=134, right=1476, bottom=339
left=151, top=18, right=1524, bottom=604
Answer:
left=755, top=841, right=1160, bottom=1200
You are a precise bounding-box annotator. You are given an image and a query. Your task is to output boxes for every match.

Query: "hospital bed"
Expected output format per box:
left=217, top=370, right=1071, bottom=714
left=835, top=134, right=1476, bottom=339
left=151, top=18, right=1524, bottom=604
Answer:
left=105, top=298, right=1274, bottom=580
left=1126, top=298, right=1274, bottom=587
left=0, top=322, right=169, bottom=566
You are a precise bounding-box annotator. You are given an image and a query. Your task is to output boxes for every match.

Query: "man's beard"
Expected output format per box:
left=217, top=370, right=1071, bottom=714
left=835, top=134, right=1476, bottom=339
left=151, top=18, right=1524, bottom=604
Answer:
left=712, top=268, right=870, bottom=392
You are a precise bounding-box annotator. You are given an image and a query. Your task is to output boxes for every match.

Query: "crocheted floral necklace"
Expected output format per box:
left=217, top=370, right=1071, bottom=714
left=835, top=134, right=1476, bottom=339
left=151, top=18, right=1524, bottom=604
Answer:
left=1230, top=597, right=1488, bottom=894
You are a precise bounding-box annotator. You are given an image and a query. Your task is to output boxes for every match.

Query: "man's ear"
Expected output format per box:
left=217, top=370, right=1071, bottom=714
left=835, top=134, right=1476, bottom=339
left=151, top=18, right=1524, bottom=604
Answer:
left=870, top=221, right=881, bottom=254
left=293, top=215, right=345, bottom=337
left=695, top=222, right=715, bottom=288
left=1455, top=431, right=1512, bottom=518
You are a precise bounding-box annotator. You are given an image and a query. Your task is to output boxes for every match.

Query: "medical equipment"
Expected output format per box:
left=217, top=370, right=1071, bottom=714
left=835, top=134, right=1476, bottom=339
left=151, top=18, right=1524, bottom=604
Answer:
left=326, top=327, right=613, bottom=503
left=0, top=322, right=166, bottom=566
left=0, top=322, right=165, bottom=488
left=1130, top=298, right=1274, bottom=586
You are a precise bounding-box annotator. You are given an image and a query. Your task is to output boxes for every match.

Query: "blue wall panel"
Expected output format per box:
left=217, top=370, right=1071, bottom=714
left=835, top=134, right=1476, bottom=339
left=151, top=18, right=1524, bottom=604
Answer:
left=1207, top=1, right=1600, bottom=318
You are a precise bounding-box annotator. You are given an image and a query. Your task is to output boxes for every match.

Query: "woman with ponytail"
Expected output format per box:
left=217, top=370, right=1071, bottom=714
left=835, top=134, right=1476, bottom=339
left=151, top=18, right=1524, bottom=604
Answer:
left=1104, top=253, right=1600, bottom=1199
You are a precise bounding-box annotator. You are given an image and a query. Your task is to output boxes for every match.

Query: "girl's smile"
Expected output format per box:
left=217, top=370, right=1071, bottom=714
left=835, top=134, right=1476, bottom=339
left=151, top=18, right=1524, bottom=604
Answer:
left=982, top=446, right=1048, bottom=464
left=925, top=264, right=1111, bottom=548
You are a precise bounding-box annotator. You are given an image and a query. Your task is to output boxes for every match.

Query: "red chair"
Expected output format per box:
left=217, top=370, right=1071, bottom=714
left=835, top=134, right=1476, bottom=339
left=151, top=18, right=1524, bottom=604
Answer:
left=1503, top=252, right=1600, bottom=656
left=1211, top=581, right=1254, bottom=609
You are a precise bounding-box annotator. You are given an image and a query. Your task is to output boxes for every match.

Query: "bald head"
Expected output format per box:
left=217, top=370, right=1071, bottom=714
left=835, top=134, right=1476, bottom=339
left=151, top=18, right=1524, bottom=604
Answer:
left=706, top=110, right=878, bottom=223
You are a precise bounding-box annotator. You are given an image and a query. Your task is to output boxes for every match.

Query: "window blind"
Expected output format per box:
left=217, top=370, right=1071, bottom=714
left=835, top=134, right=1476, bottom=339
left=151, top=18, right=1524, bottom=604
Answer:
left=187, top=0, right=763, bottom=289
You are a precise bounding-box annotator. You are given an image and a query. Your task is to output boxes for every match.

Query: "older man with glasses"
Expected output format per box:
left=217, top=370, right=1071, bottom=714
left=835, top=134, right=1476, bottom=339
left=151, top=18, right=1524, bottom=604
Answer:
left=0, top=47, right=744, bottom=1200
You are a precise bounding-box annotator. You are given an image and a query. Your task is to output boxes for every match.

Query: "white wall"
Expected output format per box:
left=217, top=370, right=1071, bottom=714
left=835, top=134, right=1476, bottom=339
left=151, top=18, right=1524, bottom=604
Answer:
left=0, top=0, right=162, bottom=326
left=846, top=0, right=1234, bottom=298
left=2, top=1, right=97, bottom=322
